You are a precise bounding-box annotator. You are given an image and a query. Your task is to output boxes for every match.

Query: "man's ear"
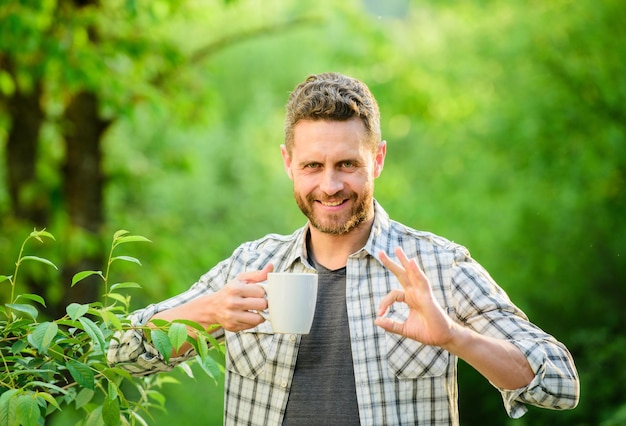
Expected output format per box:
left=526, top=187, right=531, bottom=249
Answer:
left=374, top=140, right=387, bottom=178
left=280, top=144, right=293, bottom=180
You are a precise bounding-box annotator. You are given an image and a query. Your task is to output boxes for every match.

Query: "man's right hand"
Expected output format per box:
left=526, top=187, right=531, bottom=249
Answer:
left=204, top=264, right=273, bottom=331
left=150, top=263, right=273, bottom=336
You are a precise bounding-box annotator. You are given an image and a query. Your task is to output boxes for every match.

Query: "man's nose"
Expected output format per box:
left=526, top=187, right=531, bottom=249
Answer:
left=319, top=169, right=344, bottom=195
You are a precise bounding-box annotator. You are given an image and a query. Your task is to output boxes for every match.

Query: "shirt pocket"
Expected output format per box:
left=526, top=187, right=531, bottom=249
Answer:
left=225, top=322, right=275, bottom=379
left=384, top=306, right=451, bottom=379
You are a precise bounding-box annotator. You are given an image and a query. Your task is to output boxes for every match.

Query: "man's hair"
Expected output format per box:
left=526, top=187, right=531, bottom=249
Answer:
left=284, top=72, right=381, bottom=153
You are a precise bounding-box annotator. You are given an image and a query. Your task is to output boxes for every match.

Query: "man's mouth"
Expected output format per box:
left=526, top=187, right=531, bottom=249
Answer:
left=319, top=200, right=345, bottom=207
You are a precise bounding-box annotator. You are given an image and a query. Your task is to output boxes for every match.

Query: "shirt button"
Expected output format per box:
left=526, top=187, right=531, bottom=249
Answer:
left=289, top=334, right=296, bottom=342
left=281, top=381, right=288, bottom=388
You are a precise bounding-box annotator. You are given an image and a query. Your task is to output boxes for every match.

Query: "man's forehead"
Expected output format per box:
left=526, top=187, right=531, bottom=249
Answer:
left=292, top=118, right=367, bottom=142
left=292, top=120, right=369, bottom=156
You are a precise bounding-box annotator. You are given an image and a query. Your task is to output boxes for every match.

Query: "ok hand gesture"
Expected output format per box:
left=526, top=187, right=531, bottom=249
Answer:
left=375, top=247, right=457, bottom=349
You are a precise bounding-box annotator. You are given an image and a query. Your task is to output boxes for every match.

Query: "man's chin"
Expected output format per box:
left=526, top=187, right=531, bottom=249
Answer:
left=308, top=218, right=344, bottom=235
left=310, top=216, right=361, bottom=236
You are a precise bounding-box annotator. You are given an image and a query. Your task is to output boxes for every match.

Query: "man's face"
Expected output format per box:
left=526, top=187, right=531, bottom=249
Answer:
left=281, top=118, right=385, bottom=235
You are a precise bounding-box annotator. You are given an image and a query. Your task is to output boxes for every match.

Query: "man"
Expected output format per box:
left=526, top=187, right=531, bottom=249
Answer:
left=108, top=72, right=579, bottom=425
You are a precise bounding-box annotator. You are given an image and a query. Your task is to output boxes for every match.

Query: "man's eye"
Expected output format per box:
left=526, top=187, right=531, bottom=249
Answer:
left=342, top=161, right=355, bottom=168
left=305, top=163, right=320, bottom=169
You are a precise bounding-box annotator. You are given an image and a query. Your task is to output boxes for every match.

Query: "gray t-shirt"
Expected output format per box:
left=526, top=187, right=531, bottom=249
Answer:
left=282, top=262, right=360, bottom=425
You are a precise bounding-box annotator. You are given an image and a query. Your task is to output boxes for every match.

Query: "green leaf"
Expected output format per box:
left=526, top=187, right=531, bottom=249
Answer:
left=147, top=390, right=166, bottom=407
left=28, top=321, right=58, bottom=354
left=16, top=394, right=40, bottom=426
left=195, top=354, right=222, bottom=384
left=37, top=392, right=62, bottom=412
left=108, top=380, right=119, bottom=401
left=71, top=270, right=104, bottom=287
left=102, top=367, right=133, bottom=382
left=203, top=325, right=225, bottom=354
left=75, top=388, right=95, bottom=409
left=6, top=303, right=38, bottom=319
left=20, top=255, right=58, bottom=270
left=15, top=293, right=46, bottom=307
left=102, top=396, right=120, bottom=426
left=168, top=323, right=188, bottom=351
left=13, top=368, right=58, bottom=377
left=104, top=293, right=129, bottom=306
left=24, top=381, right=68, bottom=396
left=156, top=375, right=180, bottom=386
left=195, top=333, right=208, bottom=359
left=67, top=303, right=90, bottom=321
left=178, top=362, right=194, bottom=379
left=66, top=359, right=95, bottom=390
left=110, top=255, right=142, bottom=265
left=11, top=339, right=28, bottom=354
left=149, top=319, right=168, bottom=328
left=171, top=319, right=205, bottom=333
left=114, top=235, right=152, bottom=245
left=129, top=411, right=148, bottom=426
left=30, top=229, right=55, bottom=242
left=78, top=317, right=106, bottom=349
left=0, top=275, right=12, bottom=285
left=109, top=282, right=141, bottom=291
left=85, top=405, right=103, bottom=426
left=113, top=230, right=129, bottom=239
left=0, top=389, right=19, bottom=426
left=150, top=329, right=172, bottom=363
left=102, top=309, right=122, bottom=330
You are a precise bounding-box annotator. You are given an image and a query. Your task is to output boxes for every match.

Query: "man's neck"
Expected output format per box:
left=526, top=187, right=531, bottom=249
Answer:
left=307, top=219, right=373, bottom=271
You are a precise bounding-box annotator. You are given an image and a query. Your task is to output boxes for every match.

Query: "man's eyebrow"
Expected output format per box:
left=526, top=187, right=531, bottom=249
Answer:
left=337, top=157, right=361, bottom=165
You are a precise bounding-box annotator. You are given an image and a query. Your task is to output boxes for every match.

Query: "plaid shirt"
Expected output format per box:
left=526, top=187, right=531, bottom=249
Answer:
left=108, top=201, right=579, bottom=425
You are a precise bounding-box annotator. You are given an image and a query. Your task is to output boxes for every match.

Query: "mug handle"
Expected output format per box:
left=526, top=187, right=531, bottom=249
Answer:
left=255, top=282, right=270, bottom=320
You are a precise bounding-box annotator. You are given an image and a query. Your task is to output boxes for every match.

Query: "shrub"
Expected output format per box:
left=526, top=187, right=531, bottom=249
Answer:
left=0, top=229, right=223, bottom=426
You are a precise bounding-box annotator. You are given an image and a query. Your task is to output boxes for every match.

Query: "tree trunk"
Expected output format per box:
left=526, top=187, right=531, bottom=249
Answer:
left=5, top=80, right=46, bottom=225
left=63, top=91, right=107, bottom=233
left=57, top=90, right=110, bottom=314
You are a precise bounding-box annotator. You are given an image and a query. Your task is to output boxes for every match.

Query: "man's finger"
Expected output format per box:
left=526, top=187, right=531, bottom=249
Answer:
left=394, top=247, right=420, bottom=276
left=377, top=289, right=405, bottom=316
left=379, top=250, right=412, bottom=289
left=394, top=247, right=428, bottom=287
left=237, top=263, right=275, bottom=283
left=374, top=317, right=405, bottom=335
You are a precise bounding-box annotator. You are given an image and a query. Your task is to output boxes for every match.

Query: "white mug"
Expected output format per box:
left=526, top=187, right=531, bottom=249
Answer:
left=259, top=272, right=318, bottom=334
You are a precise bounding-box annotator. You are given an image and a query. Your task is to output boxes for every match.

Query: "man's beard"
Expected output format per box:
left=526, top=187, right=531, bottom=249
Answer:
left=294, top=189, right=373, bottom=235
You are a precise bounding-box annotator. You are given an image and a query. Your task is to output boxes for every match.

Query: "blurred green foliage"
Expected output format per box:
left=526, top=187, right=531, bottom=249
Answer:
left=1, top=0, right=624, bottom=424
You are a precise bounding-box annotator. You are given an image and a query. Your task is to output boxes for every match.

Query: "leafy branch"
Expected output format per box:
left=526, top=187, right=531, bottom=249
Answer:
left=0, top=229, right=223, bottom=426
left=2, top=229, right=56, bottom=322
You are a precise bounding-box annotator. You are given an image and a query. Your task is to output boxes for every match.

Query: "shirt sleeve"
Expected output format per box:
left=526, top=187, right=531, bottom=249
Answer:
left=106, top=308, right=196, bottom=376
left=449, top=249, right=580, bottom=418
left=107, top=257, right=234, bottom=375
left=498, top=338, right=579, bottom=418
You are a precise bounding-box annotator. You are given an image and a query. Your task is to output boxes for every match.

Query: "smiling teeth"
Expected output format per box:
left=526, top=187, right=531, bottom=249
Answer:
left=321, top=201, right=343, bottom=206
